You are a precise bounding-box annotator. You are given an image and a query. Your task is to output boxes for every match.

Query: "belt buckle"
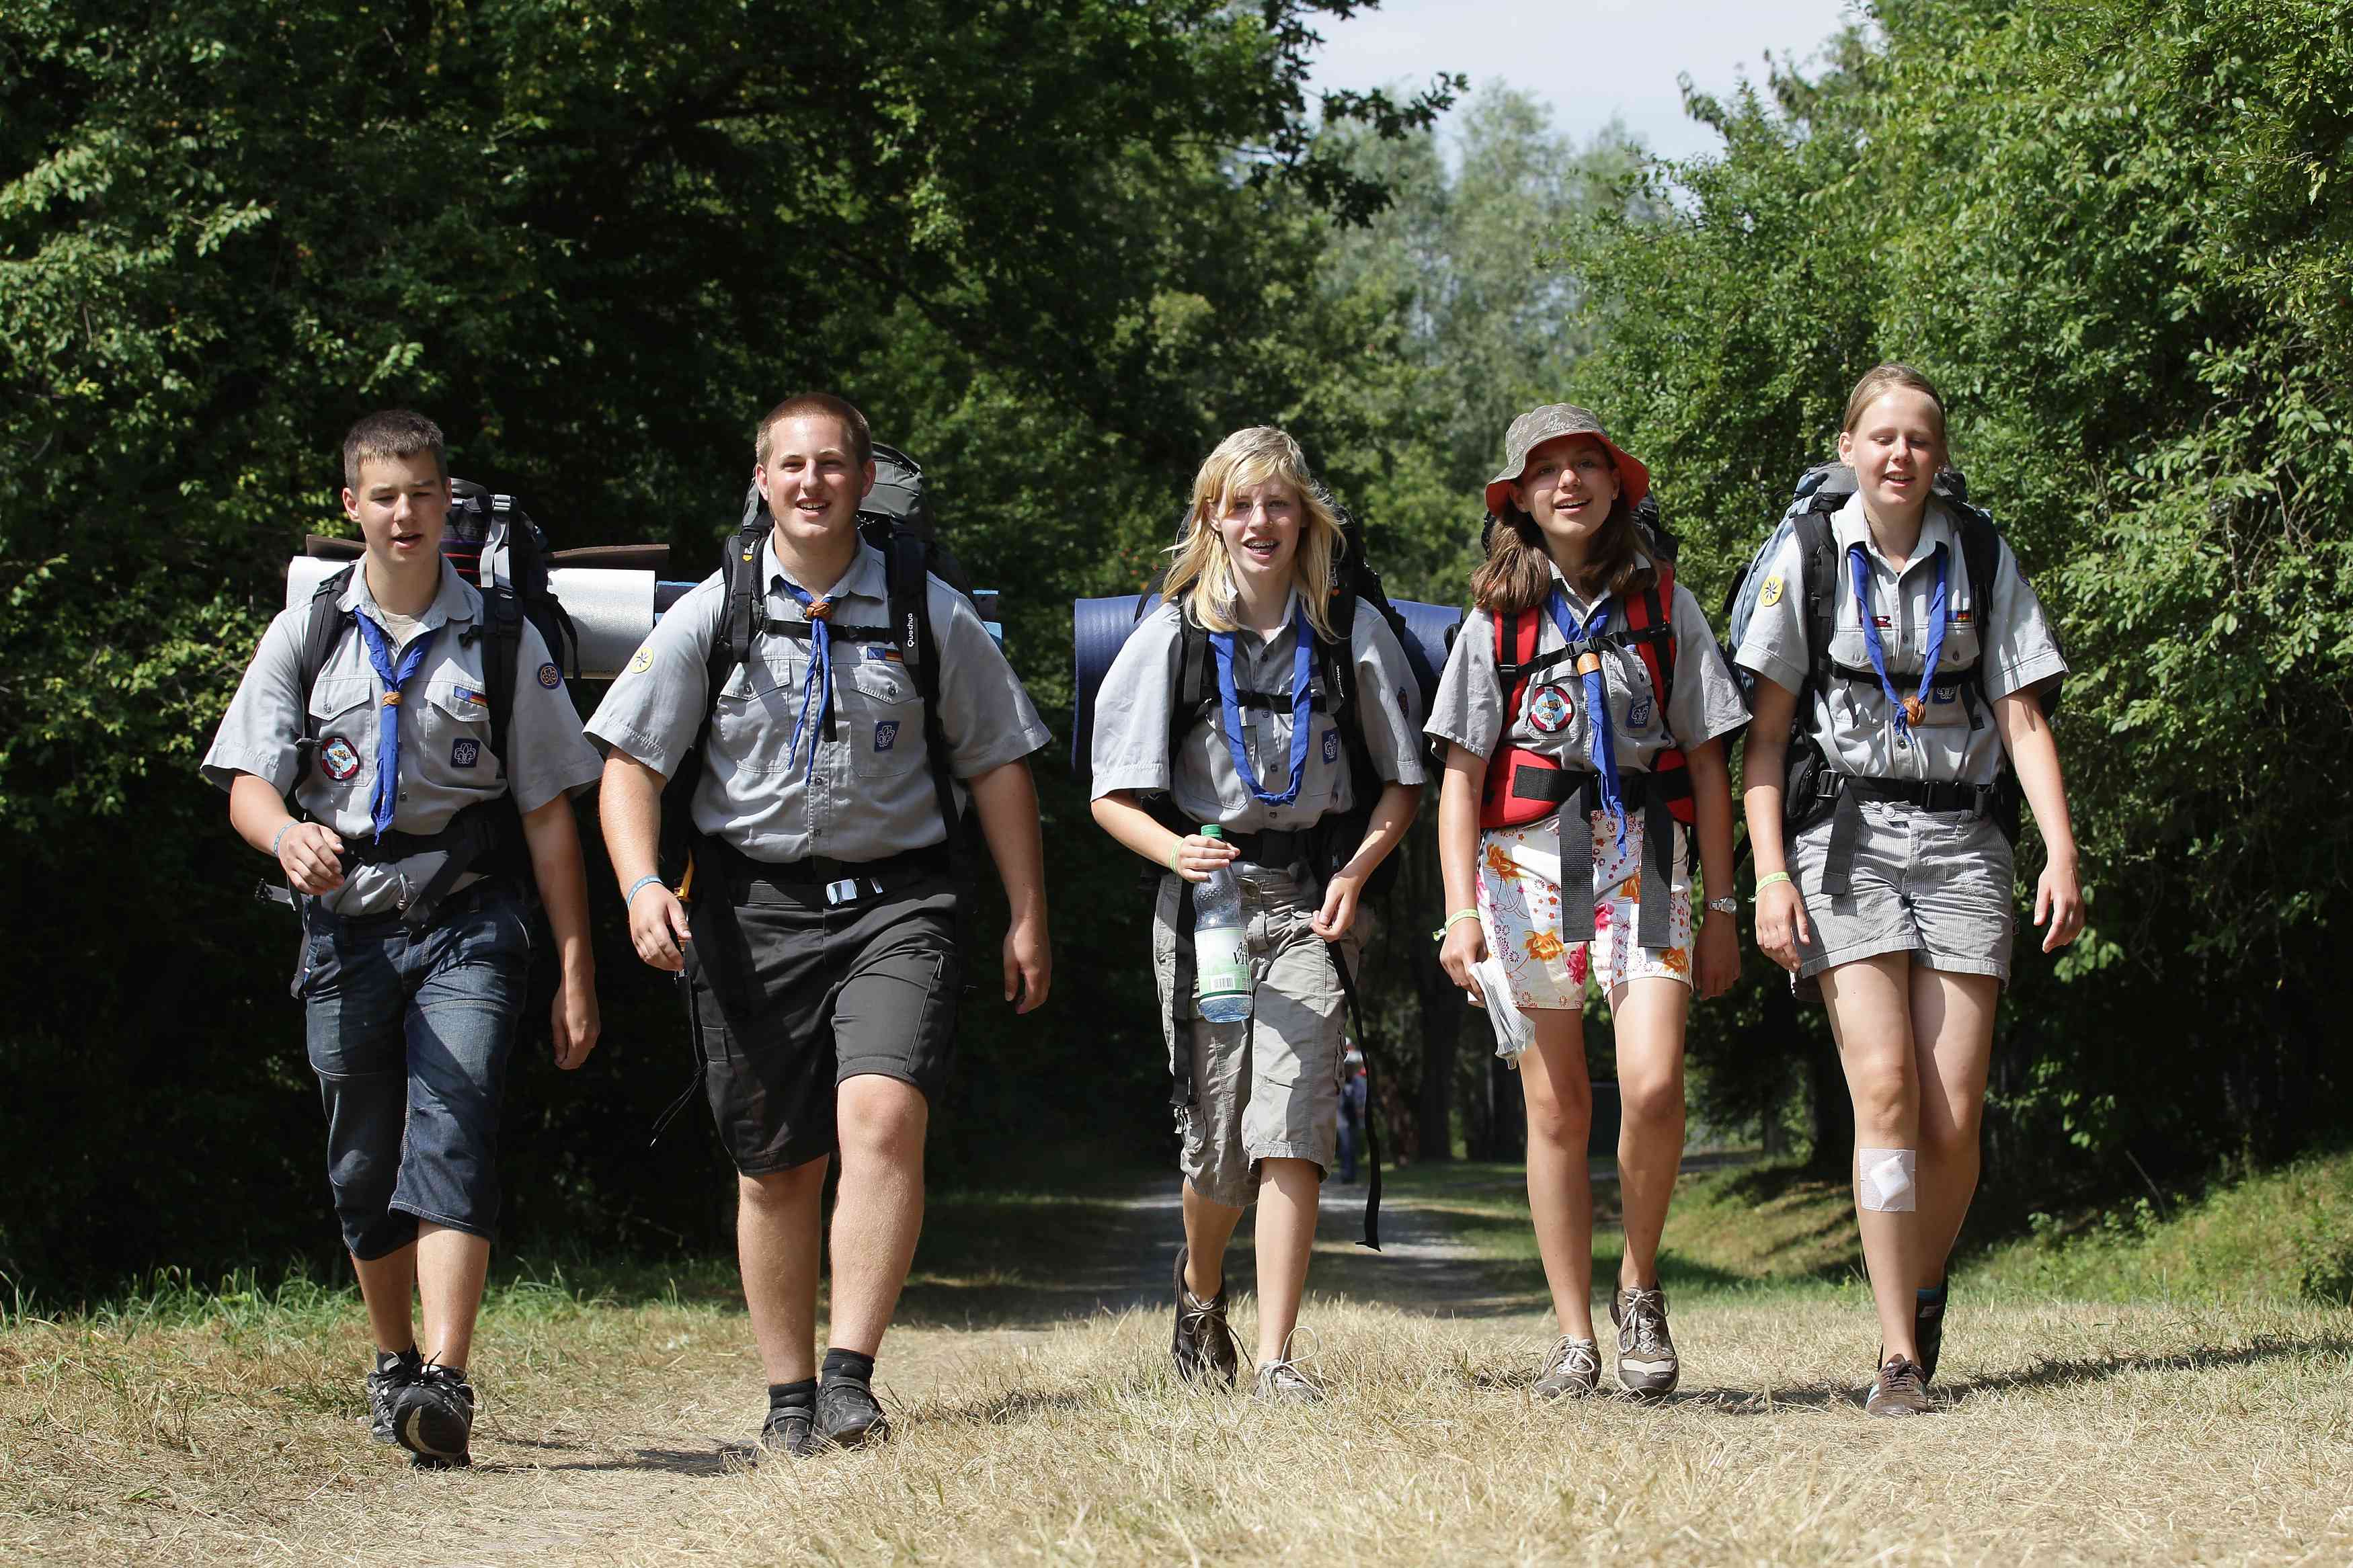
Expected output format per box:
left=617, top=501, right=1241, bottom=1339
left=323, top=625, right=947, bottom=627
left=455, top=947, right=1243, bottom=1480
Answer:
left=824, top=878, right=861, bottom=906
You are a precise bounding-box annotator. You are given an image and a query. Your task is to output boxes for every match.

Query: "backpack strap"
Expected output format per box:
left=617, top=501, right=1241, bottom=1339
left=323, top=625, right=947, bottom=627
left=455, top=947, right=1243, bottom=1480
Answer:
left=887, top=529, right=962, bottom=842
left=471, top=581, right=525, bottom=774
left=1792, top=507, right=1839, bottom=703
left=291, top=565, right=357, bottom=793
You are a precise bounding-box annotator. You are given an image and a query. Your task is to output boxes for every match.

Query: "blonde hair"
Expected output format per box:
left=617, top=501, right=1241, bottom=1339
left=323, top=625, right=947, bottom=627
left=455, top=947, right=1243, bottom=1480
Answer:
left=1841, top=363, right=1950, bottom=448
left=1160, top=427, right=1345, bottom=641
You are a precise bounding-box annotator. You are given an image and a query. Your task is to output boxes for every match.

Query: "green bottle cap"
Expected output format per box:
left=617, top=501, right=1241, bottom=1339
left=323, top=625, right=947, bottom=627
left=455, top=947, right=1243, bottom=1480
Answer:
left=1201, top=825, right=1224, bottom=839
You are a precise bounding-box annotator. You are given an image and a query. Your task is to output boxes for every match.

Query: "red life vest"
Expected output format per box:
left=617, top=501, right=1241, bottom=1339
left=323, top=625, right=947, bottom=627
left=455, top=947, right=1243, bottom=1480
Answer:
left=1477, top=562, right=1696, bottom=831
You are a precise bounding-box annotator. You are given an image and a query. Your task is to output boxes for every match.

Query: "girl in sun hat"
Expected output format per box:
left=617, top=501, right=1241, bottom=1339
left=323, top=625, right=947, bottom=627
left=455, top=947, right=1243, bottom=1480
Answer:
left=1734, top=364, right=2083, bottom=1415
left=1427, top=405, right=1748, bottom=1400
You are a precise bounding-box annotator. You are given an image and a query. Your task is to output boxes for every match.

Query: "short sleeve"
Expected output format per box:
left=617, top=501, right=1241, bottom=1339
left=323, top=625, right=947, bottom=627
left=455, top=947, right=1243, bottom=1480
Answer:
left=1665, top=583, right=1749, bottom=748
left=201, top=611, right=311, bottom=796
left=1978, top=538, right=2067, bottom=702
left=1350, top=602, right=1429, bottom=787
left=501, top=620, right=604, bottom=813
left=1089, top=602, right=1183, bottom=799
left=584, top=573, right=725, bottom=779
left=931, top=579, right=1052, bottom=778
left=1425, top=608, right=1505, bottom=761
left=1732, top=532, right=1810, bottom=699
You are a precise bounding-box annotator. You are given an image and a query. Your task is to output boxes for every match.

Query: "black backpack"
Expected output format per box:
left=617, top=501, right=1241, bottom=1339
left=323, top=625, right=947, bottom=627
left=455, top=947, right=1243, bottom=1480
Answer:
left=655, top=444, right=982, bottom=889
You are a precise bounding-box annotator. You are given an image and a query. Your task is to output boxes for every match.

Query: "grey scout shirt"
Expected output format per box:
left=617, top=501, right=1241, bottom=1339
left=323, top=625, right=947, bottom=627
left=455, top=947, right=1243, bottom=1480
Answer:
left=1088, top=593, right=1427, bottom=833
left=1732, top=493, right=2067, bottom=788
left=587, top=537, right=1050, bottom=864
left=1426, top=558, right=1749, bottom=771
left=202, top=559, right=602, bottom=917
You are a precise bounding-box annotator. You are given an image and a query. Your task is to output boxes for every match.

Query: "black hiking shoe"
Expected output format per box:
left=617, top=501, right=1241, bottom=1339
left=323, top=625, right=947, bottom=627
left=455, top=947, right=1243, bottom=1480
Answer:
left=393, top=1364, right=475, bottom=1469
left=1915, top=1284, right=1948, bottom=1385
left=1170, top=1243, right=1240, bottom=1389
left=366, top=1349, right=422, bottom=1444
left=815, top=1377, right=891, bottom=1450
left=758, top=1404, right=819, bottom=1459
left=1609, top=1284, right=1680, bottom=1398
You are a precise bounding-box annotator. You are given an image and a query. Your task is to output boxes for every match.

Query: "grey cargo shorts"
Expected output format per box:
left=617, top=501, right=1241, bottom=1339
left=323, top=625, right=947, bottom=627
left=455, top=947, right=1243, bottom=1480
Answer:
left=1152, top=866, right=1354, bottom=1208
left=1789, top=796, right=2016, bottom=985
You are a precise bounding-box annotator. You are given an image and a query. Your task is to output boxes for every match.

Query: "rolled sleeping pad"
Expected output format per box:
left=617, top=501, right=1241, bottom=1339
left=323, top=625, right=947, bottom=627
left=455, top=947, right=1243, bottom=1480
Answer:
left=1068, top=592, right=1465, bottom=780
left=284, top=557, right=1002, bottom=679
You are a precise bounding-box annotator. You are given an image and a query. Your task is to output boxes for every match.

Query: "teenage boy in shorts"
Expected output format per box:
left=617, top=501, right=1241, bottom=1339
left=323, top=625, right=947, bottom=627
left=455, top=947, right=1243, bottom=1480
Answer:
left=203, top=410, right=602, bottom=1469
left=589, top=393, right=1051, bottom=1456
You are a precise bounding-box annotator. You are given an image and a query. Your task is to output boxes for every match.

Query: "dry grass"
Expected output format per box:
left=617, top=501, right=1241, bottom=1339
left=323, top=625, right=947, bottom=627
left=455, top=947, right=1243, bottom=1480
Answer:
left=7, top=1168, right=2353, bottom=1565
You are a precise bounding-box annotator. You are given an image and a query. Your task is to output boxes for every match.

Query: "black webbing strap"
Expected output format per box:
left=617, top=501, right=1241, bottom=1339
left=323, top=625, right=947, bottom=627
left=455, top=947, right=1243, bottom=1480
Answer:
left=1168, top=876, right=1198, bottom=1110
left=1543, top=772, right=1675, bottom=951
left=649, top=943, right=707, bottom=1148
left=887, top=530, right=963, bottom=847
left=1326, top=940, right=1382, bottom=1251
left=1222, top=827, right=1312, bottom=872
left=1816, top=774, right=1999, bottom=897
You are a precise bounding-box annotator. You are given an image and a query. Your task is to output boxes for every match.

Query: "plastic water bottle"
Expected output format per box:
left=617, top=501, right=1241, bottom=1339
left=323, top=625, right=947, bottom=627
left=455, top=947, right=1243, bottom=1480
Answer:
left=1191, top=825, right=1251, bottom=1024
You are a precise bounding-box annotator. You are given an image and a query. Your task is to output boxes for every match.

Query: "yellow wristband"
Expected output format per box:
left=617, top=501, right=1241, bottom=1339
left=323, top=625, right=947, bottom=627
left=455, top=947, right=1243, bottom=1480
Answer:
left=1431, top=908, right=1480, bottom=942
left=1755, top=871, right=1792, bottom=895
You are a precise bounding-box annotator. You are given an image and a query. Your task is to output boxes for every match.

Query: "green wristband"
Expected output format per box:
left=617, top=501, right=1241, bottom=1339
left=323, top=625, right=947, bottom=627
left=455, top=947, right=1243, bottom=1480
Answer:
left=1431, top=908, right=1480, bottom=942
left=1166, top=842, right=1185, bottom=876
left=1755, top=871, right=1792, bottom=895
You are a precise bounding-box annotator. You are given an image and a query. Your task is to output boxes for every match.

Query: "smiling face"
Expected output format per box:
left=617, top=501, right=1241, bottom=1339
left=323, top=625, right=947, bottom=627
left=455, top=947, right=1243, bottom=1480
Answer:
left=1211, top=476, right=1304, bottom=604
left=343, top=450, right=449, bottom=575
left=1837, top=386, right=1948, bottom=525
left=1511, top=434, right=1620, bottom=563
left=754, top=413, right=876, bottom=552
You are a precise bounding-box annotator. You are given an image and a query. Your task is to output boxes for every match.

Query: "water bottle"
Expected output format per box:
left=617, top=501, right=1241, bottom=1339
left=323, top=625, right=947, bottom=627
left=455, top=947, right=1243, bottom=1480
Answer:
left=1191, top=825, right=1252, bottom=1024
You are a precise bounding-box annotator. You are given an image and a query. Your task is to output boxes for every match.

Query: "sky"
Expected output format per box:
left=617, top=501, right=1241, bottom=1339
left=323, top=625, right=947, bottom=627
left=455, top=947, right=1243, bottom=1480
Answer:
left=1307, top=0, right=1867, bottom=161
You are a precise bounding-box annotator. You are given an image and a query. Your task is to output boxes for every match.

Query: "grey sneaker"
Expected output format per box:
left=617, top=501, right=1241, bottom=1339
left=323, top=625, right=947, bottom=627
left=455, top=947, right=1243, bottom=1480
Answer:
left=815, top=1377, right=891, bottom=1449
left=1866, top=1356, right=1931, bottom=1417
left=1251, top=1358, right=1324, bottom=1404
left=1533, top=1335, right=1601, bottom=1399
left=1609, top=1284, right=1680, bottom=1398
left=366, top=1349, right=420, bottom=1444
left=1170, top=1244, right=1240, bottom=1388
left=391, top=1363, right=475, bottom=1469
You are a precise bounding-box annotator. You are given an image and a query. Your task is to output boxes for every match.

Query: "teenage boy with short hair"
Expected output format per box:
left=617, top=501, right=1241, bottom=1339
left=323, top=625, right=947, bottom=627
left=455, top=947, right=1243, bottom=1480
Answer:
left=589, top=392, right=1050, bottom=1456
left=203, top=409, right=602, bottom=1469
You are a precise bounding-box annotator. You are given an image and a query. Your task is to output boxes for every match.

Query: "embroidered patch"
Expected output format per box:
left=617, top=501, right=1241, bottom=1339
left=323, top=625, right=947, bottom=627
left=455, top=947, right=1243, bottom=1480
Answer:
left=1873, top=615, right=1893, bottom=628
left=629, top=647, right=653, bottom=675
left=875, top=720, right=900, bottom=752
left=863, top=644, right=904, bottom=663
left=1932, top=683, right=1958, bottom=704
left=1322, top=729, right=1340, bottom=764
left=450, top=737, right=481, bottom=768
left=536, top=661, right=561, bottom=689
left=1529, top=684, right=1574, bottom=735
left=452, top=686, right=487, bottom=709
left=1759, top=574, right=1784, bottom=608
left=319, top=735, right=362, bottom=781
left=1627, top=696, right=1654, bottom=729
left=1954, top=608, right=1974, bottom=624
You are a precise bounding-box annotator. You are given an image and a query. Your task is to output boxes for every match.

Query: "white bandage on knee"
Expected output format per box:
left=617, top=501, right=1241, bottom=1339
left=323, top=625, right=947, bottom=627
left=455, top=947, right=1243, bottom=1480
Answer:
left=1856, top=1147, right=1918, bottom=1213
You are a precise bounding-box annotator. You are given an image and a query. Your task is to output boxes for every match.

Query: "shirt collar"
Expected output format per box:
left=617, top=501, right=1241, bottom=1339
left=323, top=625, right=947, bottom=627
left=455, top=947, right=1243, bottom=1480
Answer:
left=1545, top=552, right=1650, bottom=613
left=763, top=535, right=885, bottom=606
left=1832, top=491, right=1958, bottom=576
left=338, top=556, right=478, bottom=631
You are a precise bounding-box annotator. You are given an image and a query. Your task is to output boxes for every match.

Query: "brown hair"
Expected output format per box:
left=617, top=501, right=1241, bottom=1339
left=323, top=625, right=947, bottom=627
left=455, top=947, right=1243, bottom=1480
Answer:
left=1470, top=489, right=1656, bottom=614
left=1162, top=427, right=1345, bottom=642
left=754, top=392, right=873, bottom=469
left=1841, top=362, right=1949, bottom=446
left=341, top=409, right=446, bottom=491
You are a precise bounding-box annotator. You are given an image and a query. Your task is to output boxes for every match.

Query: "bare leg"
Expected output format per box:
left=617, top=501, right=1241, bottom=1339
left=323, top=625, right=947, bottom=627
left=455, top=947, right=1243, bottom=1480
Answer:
left=1911, top=968, right=2000, bottom=1283
left=412, top=1223, right=491, bottom=1369
left=1610, top=977, right=1690, bottom=1292
left=1182, top=1180, right=1245, bottom=1299
left=826, top=1074, right=930, bottom=1358
left=737, top=1158, right=829, bottom=1383
left=1251, top=1158, right=1320, bottom=1362
left=1819, top=952, right=1923, bottom=1362
left=350, top=1245, right=417, bottom=1353
left=1519, top=1007, right=1598, bottom=1342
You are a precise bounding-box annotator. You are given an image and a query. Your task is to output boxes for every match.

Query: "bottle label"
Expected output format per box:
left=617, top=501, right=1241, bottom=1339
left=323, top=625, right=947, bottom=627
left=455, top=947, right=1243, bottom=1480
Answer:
left=1194, top=925, right=1250, bottom=1003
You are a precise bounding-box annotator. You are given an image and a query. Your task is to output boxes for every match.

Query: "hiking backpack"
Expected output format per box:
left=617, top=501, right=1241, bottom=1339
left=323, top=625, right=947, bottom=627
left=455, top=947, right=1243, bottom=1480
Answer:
left=1718, top=462, right=2060, bottom=841
left=655, top=443, right=986, bottom=890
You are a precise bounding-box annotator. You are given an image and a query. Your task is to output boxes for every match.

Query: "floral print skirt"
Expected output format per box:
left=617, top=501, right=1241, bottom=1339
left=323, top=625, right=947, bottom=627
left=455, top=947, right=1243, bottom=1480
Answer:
left=1475, top=808, right=1693, bottom=1013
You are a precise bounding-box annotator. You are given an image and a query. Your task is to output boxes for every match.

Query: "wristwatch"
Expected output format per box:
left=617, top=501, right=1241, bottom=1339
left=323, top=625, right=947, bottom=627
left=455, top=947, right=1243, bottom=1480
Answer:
left=1705, top=895, right=1739, bottom=916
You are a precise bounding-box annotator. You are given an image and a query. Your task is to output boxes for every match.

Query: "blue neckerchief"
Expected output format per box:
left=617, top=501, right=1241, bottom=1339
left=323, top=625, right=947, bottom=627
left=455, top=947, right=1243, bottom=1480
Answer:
left=1847, top=541, right=1948, bottom=741
left=1543, top=587, right=1628, bottom=852
left=1209, top=600, right=1314, bottom=807
left=772, top=574, right=834, bottom=778
left=351, top=611, right=438, bottom=841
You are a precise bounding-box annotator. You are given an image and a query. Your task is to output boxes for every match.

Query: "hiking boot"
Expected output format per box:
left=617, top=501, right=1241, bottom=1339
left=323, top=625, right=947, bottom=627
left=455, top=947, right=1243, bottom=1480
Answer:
left=1251, top=1358, right=1324, bottom=1404
left=1865, top=1355, right=1931, bottom=1417
left=391, top=1364, right=475, bottom=1469
left=1170, top=1243, right=1240, bottom=1389
left=366, top=1349, right=420, bottom=1444
left=1533, top=1335, right=1601, bottom=1399
left=1609, top=1284, right=1680, bottom=1398
left=1915, top=1285, right=1947, bottom=1385
left=758, top=1404, right=819, bottom=1460
left=815, top=1377, right=891, bottom=1450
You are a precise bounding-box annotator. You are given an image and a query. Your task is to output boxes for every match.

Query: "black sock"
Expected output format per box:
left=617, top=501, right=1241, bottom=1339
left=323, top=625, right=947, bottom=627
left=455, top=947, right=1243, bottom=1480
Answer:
left=822, top=1348, right=875, bottom=1385
left=375, top=1346, right=422, bottom=1375
left=767, top=1378, right=817, bottom=1412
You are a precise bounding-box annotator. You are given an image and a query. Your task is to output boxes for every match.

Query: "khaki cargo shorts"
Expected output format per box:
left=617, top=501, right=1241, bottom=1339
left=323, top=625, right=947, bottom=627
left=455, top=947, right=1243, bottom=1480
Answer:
left=1789, top=796, right=2016, bottom=985
left=1151, top=867, right=1351, bottom=1208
